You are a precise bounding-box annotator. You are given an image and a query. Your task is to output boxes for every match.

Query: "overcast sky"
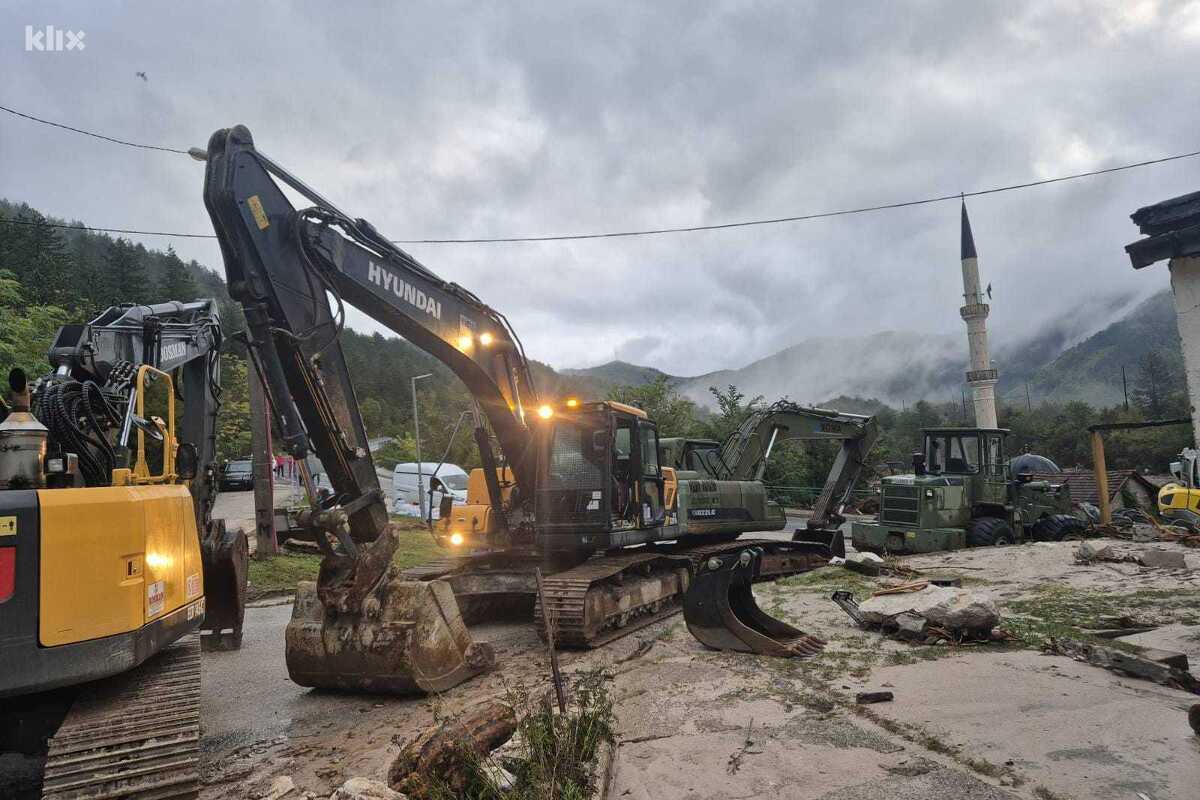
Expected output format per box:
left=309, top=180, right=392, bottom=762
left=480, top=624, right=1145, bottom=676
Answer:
left=1, top=1, right=1197, bottom=377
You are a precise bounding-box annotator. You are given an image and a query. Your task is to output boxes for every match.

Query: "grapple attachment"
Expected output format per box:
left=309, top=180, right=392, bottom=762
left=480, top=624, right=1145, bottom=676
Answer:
left=684, top=546, right=825, bottom=658
left=286, top=575, right=495, bottom=694
left=200, top=519, right=249, bottom=651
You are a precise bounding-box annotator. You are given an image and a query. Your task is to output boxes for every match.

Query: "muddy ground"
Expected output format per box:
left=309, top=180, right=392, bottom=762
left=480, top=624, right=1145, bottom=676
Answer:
left=199, top=530, right=1200, bottom=800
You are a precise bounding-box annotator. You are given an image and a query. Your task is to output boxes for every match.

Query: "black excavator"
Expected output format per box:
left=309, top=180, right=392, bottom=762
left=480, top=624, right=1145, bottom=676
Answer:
left=200, top=124, right=850, bottom=693
left=0, top=299, right=247, bottom=799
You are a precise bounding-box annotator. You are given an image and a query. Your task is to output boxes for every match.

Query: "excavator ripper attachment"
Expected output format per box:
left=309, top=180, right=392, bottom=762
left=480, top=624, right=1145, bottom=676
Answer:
left=199, top=519, right=248, bottom=652
left=286, top=574, right=495, bottom=694
left=684, top=546, right=825, bottom=658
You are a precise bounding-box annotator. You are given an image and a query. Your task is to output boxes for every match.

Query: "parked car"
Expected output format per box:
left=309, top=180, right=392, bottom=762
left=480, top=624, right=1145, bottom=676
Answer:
left=220, top=458, right=254, bottom=491
left=392, top=462, right=468, bottom=518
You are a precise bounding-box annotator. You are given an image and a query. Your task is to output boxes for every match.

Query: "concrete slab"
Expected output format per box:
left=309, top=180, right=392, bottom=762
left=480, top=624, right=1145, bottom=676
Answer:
left=845, top=649, right=1200, bottom=800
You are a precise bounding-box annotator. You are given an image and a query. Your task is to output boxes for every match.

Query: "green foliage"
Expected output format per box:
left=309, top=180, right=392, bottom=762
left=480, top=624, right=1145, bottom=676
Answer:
left=0, top=270, right=70, bottom=378
left=373, top=435, right=418, bottom=469
left=701, top=384, right=763, bottom=441
left=1129, top=349, right=1186, bottom=419
left=157, top=245, right=199, bottom=302
left=607, top=375, right=699, bottom=437
left=216, top=354, right=252, bottom=461
left=426, top=669, right=616, bottom=800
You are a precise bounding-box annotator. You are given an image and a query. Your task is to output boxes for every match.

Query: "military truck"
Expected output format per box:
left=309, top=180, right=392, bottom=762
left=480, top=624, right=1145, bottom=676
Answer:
left=851, top=427, right=1085, bottom=554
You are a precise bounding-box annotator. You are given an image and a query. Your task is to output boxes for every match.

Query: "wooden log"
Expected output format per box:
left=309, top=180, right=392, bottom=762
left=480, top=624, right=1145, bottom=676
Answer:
left=388, top=699, right=517, bottom=799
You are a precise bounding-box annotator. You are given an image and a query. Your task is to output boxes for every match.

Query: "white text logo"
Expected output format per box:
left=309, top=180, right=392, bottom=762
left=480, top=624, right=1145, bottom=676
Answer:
left=25, top=25, right=86, bottom=52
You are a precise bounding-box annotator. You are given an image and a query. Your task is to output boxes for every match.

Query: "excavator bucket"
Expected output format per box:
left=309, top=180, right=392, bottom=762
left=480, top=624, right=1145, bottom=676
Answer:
left=684, top=547, right=825, bottom=658
left=200, top=519, right=249, bottom=651
left=286, top=575, right=495, bottom=694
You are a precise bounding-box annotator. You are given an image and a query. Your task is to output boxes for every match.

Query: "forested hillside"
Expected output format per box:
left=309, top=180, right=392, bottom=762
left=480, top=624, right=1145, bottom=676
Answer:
left=0, top=199, right=1190, bottom=490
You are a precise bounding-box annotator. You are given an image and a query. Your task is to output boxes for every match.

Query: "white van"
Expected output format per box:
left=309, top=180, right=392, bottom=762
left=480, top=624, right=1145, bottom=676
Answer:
left=391, top=462, right=469, bottom=518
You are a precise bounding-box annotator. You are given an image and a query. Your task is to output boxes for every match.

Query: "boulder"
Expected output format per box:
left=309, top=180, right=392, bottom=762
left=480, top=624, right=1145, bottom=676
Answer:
left=857, top=585, right=999, bottom=634
left=330, top=778, right=407, bottom=800
left=1075, top=541, right=1117, bottom=563
left=924, top=588, right=1000, bottom=633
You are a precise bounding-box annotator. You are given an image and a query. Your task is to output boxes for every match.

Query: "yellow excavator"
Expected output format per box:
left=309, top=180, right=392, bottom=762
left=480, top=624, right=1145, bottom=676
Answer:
left=0, top=300, right=247, bottom=799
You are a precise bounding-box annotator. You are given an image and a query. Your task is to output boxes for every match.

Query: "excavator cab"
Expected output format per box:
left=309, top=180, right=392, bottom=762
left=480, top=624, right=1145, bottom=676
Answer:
left=533, top=400, right=666, bottom=552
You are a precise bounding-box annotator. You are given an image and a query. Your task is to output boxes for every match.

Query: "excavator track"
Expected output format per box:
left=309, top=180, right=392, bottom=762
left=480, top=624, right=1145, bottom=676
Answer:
left=535, top=551, right=693, bottom=648
left=533, top=538, right=833, bottom=648
left=41, top=635, right=200, bottom=800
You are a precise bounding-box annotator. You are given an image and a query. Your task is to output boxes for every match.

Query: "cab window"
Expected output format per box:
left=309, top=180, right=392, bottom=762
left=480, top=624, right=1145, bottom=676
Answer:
left=926, top=434, right=980, bottom=474
left=639, top=423, right=660, bottom=477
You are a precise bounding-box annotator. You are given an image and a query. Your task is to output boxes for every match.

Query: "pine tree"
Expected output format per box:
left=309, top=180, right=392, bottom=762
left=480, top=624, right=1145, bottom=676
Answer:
left=157, top=245, right=199, bottom=302
left=102, top=237, right=149, bottom=305
left=1130, top=351, right=1184, bottom=419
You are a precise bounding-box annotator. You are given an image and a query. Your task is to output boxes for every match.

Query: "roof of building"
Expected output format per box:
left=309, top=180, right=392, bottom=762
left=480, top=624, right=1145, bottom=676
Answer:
left=1026, top=469, right=1157, bottom=506
left=1126, top=189, right=1200, bottom=269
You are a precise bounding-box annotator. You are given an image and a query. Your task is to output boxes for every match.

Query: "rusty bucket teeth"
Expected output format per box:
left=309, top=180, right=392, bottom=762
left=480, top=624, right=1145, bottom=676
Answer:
left=683, top=546, right=826, bottom=659
left=285, top=575, right=494, bottom=694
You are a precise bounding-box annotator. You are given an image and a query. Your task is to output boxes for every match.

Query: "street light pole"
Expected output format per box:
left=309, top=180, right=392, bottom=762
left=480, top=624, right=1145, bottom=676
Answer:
left=411, top=373, right=433, bottom=519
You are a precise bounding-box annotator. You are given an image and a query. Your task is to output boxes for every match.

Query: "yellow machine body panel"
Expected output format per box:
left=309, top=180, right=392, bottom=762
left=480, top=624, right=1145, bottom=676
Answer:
left=1159, top=482, right=1200, bottom=514
left=38, top=485, right=202, bottom=646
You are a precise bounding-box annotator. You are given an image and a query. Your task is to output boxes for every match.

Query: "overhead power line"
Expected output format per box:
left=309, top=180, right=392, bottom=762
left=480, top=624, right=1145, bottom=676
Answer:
left=1, top=100, right=1197, bottom=243
left=0, top=103, right=189, bottom=155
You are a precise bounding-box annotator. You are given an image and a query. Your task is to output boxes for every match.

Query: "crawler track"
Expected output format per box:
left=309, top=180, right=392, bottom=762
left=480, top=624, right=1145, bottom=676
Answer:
left=534, top=538, right=832, bottom=648
left=41, top=635, right=201, bottom=800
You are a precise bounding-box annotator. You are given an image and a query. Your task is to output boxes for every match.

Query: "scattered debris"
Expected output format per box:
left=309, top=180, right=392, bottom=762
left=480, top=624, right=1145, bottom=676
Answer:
left=1138, top=548, right=1189, bottom=570
left=883, top=757, right=937, bottom=777
left=832, top=585, right=1002, bottom=644
left=283, top=537, right=322, bottom=554
left=264, top=775, right=296, bottom=800
left=1073, top=541, right=1137, bottom=564
left=1045, top=638, right=1200, bottom=694
left=726, top=720, right=761, bottom=775
left=855, top=691, right=894, bottom=704
left=329, top=778, right=406, bottom=800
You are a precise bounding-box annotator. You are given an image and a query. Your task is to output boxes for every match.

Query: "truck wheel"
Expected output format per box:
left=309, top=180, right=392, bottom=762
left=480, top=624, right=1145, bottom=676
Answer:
left=1032, top=514, right=1087, bottom=541
left=966, top=517, right=1014, bottom=547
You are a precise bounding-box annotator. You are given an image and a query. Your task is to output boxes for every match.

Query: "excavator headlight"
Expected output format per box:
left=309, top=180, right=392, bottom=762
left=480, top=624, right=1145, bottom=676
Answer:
left=449, top=532, right=464, bottom=546
left=456, top=334, right=473, bottom=351
left=565, top=398, right=579, bottom=408
left=537, top=405, right=554, bottom=420
left=479, top=332, right=494, bottom=346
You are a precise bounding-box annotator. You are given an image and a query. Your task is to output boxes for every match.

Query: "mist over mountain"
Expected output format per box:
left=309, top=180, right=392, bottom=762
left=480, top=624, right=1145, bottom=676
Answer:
left=563, top=289, right=1180, bottom=410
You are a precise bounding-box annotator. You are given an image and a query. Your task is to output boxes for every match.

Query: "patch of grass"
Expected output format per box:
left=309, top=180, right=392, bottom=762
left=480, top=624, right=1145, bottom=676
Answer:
left=246, top=519, right=444, bottom=599
left=247, top=553, right=321, bottom=600
left=1004, top=584, right=1200, bottom=650
left=1033, top=786, right=1070, bottom=800
left=776, top=566, right=878, bottom=595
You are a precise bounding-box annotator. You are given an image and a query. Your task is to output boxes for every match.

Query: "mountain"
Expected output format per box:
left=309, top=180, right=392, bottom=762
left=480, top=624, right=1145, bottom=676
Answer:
left=671, top=331, right=966, bottom=408
left=562, top=291, right=1181, bottom=412
left=560, top=361, right=674, bottom=391
left=1008, top=290, right=1181, bottom=407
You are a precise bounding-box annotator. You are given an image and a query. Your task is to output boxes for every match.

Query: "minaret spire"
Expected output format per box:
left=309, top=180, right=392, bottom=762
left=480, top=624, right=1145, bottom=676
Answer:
left=959, top=200, right=998, bottom=428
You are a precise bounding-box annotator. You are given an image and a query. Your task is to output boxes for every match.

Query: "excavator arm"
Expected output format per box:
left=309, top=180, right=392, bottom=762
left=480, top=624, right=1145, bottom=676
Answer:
left=717, top=401, right=878, bottom=531
left=202, top=125, right=503, bottom=691
left=203, top=126, right=536, bottom=551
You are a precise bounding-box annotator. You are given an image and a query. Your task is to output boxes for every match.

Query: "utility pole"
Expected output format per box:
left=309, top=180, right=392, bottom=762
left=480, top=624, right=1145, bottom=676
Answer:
left=411, top=373, right=432, bottom=519
left=1025, top=382, right=1032, bottom=412
left=1121, top=365, right=1130, bottom=411
left=961, top=390, right=968, bottom=424
left=248, top=368, right=277, bottom=558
